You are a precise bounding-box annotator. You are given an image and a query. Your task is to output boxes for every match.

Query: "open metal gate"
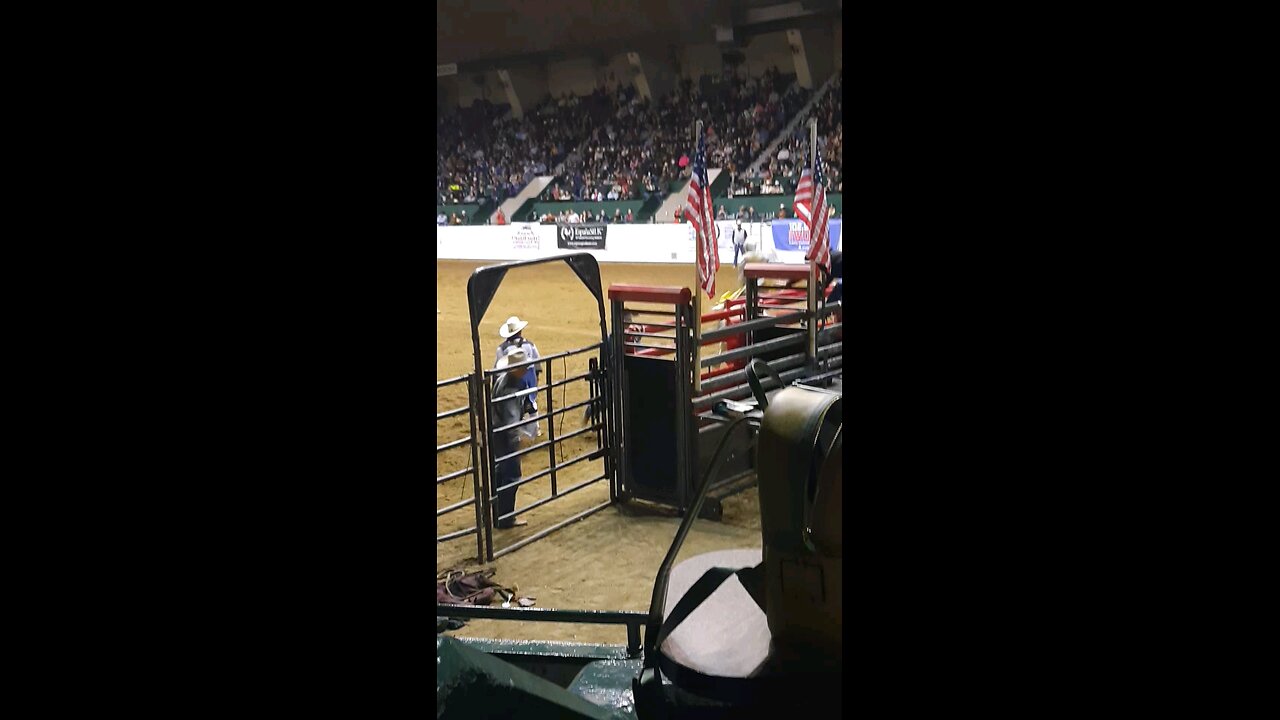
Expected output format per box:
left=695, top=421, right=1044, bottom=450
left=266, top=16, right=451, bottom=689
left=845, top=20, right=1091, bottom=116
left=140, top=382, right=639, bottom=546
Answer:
left=466, top=253, right=616, bottom=561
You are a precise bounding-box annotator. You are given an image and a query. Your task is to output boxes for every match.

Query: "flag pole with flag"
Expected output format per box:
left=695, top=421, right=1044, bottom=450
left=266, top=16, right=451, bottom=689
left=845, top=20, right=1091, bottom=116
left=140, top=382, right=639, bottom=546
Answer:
left=795, top=117, right=832, bottom=363
left=685, top=120, right=719, bottom=393
left=793, top=118, right=833, bottom=274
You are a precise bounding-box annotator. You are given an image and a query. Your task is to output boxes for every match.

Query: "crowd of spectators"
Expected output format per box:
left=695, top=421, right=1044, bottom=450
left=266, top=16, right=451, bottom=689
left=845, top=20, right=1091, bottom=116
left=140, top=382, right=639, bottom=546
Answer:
left=436, top=210, right=472, bottom=226
left=437, top=63, right=822, bottom=218
left=543, top=66, right=810, bottom=205
left=708, top=202, right=839, bottom=222
left=726, top=70, right=843, bottom=198
left=436, top=95, right=598, bottom=207
left=532, top=206, right=637, bottom=225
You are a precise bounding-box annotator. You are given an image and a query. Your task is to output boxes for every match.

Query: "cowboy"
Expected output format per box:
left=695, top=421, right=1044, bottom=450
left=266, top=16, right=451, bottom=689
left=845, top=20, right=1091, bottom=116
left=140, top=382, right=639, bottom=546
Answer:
left=491, top=346, right=532, bottom=529
left=495, top=316, right=542, bottom=438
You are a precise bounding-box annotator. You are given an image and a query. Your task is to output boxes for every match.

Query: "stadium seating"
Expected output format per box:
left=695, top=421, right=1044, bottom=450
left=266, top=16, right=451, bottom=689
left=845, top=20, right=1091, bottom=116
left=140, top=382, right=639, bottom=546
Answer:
left=519, top=199, right=655, bottom=223
left=715, top=193, right=843, bottom=220
left=437, top=65, right=832, bottom=224
left=436, top=201, right=496, bottom=225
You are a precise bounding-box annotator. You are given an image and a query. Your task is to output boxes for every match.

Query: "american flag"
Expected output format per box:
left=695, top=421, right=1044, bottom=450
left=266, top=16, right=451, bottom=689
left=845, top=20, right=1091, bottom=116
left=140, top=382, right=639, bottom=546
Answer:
left=685, top=129, right=719, bottom=299
left=793, top=146, right=831, bottom=272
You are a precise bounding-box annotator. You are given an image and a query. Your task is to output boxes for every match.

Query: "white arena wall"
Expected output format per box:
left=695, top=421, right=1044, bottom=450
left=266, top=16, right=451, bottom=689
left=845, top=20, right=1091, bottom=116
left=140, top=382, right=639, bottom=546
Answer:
left=435, top=221, right=842, bottom=265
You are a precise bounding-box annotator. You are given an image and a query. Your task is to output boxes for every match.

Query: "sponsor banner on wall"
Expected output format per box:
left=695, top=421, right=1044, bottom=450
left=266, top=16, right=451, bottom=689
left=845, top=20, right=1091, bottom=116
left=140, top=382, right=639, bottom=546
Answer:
left=715, top=221, right=737, bottom=251
left=771, top=219, right=842, bottom=253
left=510, top=223, right=542, bottom=251
left=556, top=223, right=608, bottom=250
left=436, top=223, right=819, bottom=264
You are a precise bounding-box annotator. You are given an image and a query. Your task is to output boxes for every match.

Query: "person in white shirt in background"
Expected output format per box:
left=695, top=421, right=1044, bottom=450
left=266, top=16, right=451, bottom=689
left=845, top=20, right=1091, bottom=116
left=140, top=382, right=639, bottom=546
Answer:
left=731, top=218, right=749, bottom=267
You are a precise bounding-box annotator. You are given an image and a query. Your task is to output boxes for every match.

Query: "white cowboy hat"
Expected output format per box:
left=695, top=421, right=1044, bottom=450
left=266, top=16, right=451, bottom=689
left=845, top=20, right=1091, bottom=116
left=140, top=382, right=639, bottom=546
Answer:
left=498, top=316, right=530, bottom=339
left=496, top=345, right=528, bottom=369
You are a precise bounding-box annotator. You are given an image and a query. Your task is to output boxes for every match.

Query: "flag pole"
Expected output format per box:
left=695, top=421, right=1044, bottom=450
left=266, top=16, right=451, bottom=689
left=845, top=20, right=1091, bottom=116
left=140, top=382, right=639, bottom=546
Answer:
left=692, top=120, right=704, bottom=395
left=807, top=117, right=818, bottom=366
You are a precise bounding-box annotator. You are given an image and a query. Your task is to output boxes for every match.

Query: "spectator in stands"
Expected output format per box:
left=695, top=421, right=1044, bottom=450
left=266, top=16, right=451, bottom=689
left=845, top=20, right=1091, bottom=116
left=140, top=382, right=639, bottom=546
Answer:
left=613, top=208, right=622, bottom=224
left=625, top=208, right=634, bottom=223
left=717, top=205, right=727, bottom=220
left=568, top=208, right=581, bottom=224
left=776, top=204, right=787, bottom=219
left=495, top=209, right=506, bottom=225
left=461, top=210, right=469, bottom=224
left=450, top=213, right=461, bottom=225
left=437, top=212, right=447, bottom=226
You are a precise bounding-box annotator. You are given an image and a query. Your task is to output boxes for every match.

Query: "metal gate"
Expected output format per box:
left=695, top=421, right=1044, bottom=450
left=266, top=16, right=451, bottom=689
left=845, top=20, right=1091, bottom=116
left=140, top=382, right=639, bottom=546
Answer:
left=467, top=253, right=616, bottom=561
left=436, top=372, right=485, bottom=562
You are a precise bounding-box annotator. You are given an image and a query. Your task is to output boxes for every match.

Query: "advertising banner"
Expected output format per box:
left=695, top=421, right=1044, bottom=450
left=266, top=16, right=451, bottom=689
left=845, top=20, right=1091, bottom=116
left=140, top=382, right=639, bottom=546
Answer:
left=556, top=223, right=608, bottom=250
left=510, top=223, right=542, bottom=251
left=770, top=219, right=842, bottom=254
left=435, top=222, right=823, bottom=264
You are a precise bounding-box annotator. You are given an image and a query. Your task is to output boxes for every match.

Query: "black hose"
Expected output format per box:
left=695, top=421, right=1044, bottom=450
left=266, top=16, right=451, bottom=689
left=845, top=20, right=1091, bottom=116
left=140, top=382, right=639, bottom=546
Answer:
left=746, top=358, right=783, bottom=410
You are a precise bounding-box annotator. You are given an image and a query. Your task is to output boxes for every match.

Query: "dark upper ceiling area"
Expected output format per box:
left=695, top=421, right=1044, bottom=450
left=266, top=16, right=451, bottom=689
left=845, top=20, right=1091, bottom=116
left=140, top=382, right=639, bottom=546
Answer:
left=437, top=0, right=839, bottom=69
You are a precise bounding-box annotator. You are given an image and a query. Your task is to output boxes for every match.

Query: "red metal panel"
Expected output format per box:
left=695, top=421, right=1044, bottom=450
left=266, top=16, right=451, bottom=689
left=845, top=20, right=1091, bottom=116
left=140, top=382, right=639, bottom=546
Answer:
left=743, top=263, right=812, bottom=281
left=607, top=284, right=692, bottom=305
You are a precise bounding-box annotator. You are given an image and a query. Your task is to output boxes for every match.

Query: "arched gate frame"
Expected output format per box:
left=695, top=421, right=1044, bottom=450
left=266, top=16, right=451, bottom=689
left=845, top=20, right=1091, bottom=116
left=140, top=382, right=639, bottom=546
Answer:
left=466, top=253, right=615, bottom=562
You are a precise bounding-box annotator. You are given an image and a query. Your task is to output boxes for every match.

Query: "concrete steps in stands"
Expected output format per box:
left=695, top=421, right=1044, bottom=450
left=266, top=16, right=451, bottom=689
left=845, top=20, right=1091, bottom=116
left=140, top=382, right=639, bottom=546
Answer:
left=492, top=176, right=556, bottom=224
left=654, top=168, right=723, bottom=223
left=747, top=71, right=840, bottom=175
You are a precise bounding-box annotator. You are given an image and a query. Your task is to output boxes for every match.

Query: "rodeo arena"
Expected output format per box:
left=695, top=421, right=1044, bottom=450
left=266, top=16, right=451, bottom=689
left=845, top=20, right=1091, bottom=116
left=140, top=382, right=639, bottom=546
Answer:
left=436, top=2, right=843, bottom=717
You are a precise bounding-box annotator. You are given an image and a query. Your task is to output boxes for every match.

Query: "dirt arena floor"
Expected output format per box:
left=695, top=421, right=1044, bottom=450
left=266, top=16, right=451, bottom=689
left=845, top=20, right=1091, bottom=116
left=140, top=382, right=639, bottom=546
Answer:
left=437, top=259, right=759, bottom=646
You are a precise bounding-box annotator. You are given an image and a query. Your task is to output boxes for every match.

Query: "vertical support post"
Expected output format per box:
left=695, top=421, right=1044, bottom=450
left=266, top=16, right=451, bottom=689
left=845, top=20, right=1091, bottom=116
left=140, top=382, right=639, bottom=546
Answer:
left=610, top=299, right=625, bottom=503
left=466, top=373, right=486, bottom=564
left=599, top=341, right=612, bottom=501
left=468, top=282, right=493, bottom=561
left=807, top=116, right=820, bottom=369
left=808, top=262, right=818, bottom=367
left=479, top=370, right=496, bottom=562
left=683, top=302, right=697, bottom=514
left=545, top=357, right=557, bottom=497
left=692, top=119, right=704, bottom=396
left=589, top=357, right=602, bottom=450
left=674, top=299, right=689, bottom=512
left=693, top=276, right=702, bottom=393
left=626, top=622, right=641, bottom=659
